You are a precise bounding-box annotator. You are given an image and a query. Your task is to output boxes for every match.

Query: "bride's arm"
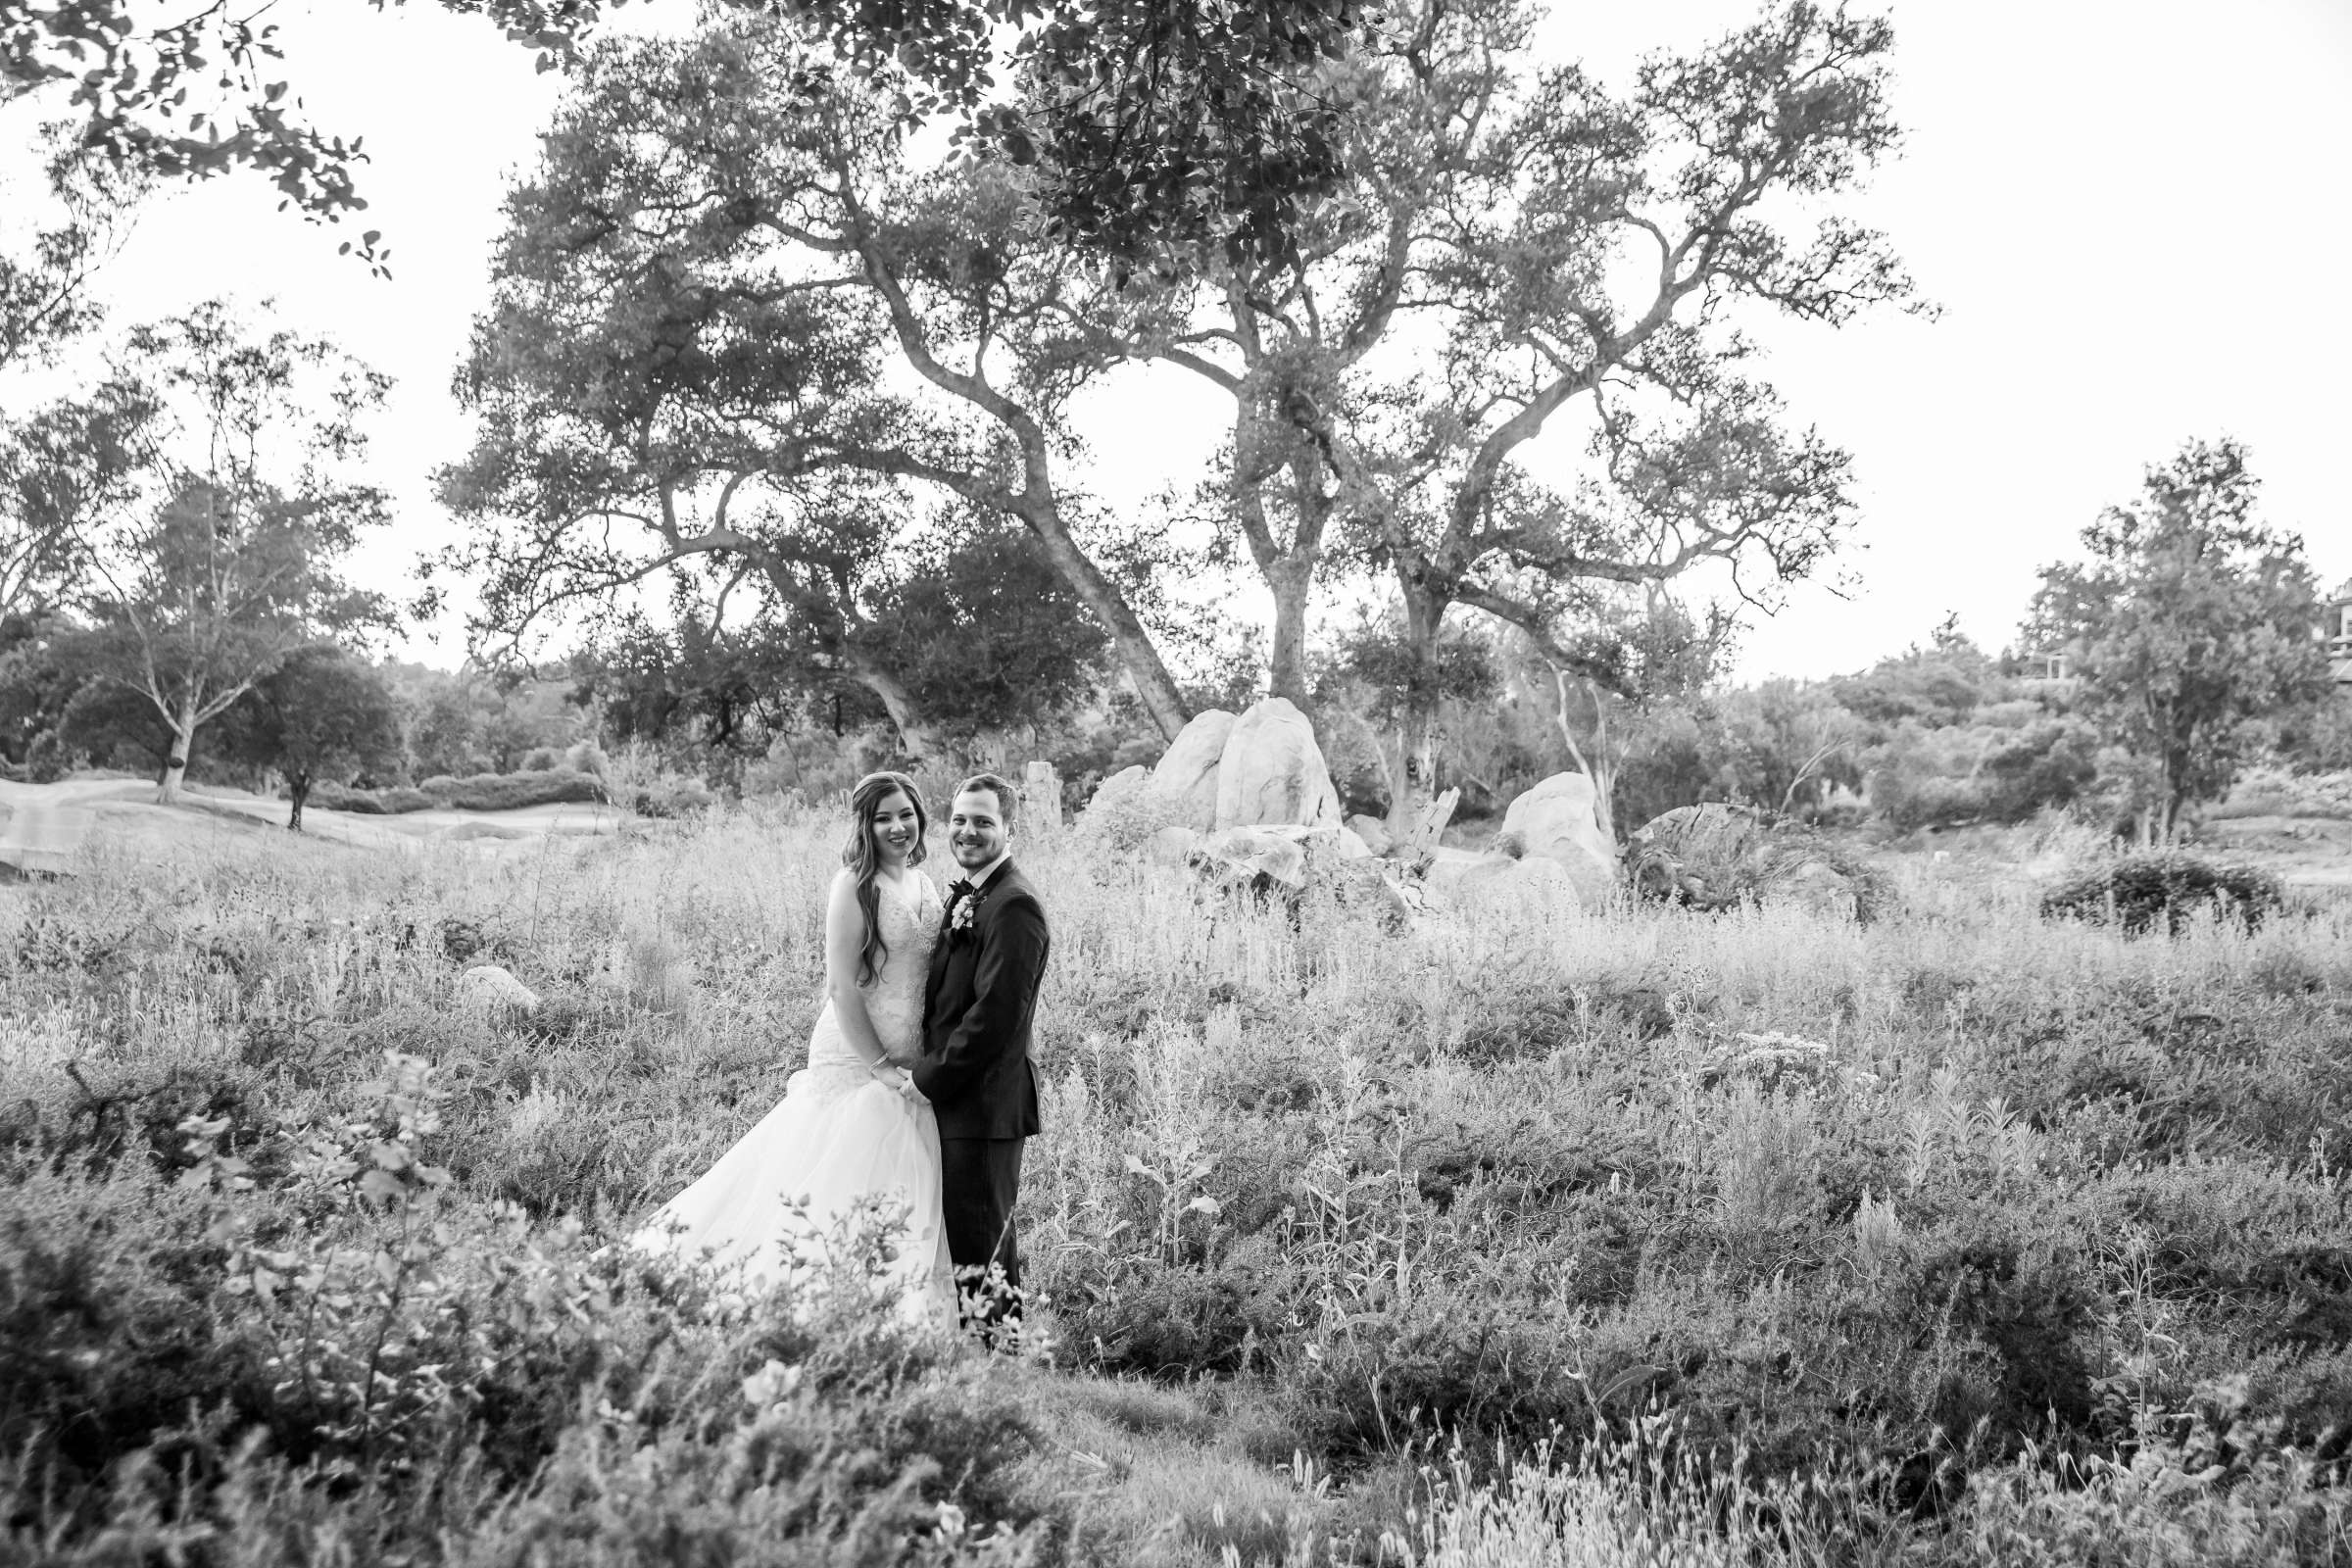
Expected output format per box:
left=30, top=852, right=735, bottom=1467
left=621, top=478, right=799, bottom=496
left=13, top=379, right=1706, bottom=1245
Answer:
left=822, top=872, right=896, bottom=1071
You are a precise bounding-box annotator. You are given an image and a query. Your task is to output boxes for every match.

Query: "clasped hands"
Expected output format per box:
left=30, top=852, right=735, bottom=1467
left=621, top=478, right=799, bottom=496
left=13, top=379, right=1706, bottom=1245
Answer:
left=870, top=1056, right=926, bottom=1104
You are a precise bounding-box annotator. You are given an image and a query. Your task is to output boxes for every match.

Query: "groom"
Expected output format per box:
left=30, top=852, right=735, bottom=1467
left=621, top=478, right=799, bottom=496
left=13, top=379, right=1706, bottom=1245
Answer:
left=914, top=771, right=1049, bottom=1343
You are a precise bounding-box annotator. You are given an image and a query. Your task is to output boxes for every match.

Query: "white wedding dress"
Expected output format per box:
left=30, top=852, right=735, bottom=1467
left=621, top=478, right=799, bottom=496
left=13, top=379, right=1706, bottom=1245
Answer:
left=632, top=868, right=955, bottom=1333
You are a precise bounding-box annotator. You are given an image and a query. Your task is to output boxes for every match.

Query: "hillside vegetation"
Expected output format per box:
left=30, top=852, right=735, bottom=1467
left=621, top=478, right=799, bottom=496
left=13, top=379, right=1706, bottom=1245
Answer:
left=3, top=808, right=2350, bottom=1564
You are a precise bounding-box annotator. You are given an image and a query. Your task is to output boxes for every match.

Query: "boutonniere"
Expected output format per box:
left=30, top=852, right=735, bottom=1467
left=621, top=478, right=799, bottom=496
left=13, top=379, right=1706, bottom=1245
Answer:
left=947, top=883, right=986, bottom=937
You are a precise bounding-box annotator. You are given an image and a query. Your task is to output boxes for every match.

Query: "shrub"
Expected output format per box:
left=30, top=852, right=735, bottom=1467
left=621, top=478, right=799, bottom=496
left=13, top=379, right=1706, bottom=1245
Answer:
left=311, top=780, right=436, bottom=814
left=418, top=768, right=609, bottom=811
left=632, top=776, right=718, bottom=818
left=565, top=740, right=612, bottom=782
left=2040, top=853, right=2285, bottom=935
left=1073, top=781, right=1190, bottom=853
left=1, top=1057, right=1054, bottom=1559
left=311, top=772, right=609, bottom=813
left=1981, top=718, right=2101, bottom=821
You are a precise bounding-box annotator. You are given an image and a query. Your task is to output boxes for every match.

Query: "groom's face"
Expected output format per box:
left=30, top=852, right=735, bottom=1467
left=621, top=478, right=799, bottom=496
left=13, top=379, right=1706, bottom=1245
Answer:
left=948, top=788, right=1009, bottom=871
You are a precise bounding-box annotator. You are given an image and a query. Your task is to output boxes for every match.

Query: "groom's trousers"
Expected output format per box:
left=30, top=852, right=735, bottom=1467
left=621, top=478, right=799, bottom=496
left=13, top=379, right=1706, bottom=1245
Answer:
left=940, top=1137, right=1023, bottom=1340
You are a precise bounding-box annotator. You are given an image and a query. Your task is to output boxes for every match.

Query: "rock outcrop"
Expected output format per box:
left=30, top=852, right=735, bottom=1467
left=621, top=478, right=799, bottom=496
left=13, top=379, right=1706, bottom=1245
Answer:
left=1345, top=813, right=1393, bottom=857
left=1213, top=698, right=1343, bottom=831
left=1187, top=823, right=1411, bottom=927
left=1317, top=706, right=1392, bottom=819
left=1150, top=710, right=1235, bottom=830
left=1420, top=847, right=1583, bottom=910
left=1626, top=803, right=1889, bottom=923
left=459, top=964, right=540, bottom=1019
left=1076, top=764, right=1151, bottom=826
left=1497, top=772, right=1618, bottom=905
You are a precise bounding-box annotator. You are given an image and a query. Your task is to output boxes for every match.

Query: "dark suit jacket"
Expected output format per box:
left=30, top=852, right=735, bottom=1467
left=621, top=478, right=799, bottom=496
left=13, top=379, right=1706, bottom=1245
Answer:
left=915, top=859, right=1048, bottom=1140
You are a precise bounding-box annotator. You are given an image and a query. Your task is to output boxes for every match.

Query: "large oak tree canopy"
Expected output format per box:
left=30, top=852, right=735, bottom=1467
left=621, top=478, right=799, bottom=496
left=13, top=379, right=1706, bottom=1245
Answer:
left=1072, top=0, right=1916, bottom=810
left=2, top=0, right=1364, bottom=270
left=448, top=0, right=1913, bottom=781
left=435, top=18, right=1180, bottom=748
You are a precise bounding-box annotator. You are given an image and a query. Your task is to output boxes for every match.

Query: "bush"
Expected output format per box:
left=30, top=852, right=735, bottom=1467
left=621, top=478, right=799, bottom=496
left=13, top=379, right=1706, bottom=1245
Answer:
left=310, top=781, right=436, bottom=814
left=2207, top=765, right=2352, bottom=822
left=418, top=768, right=609, bottom=811
left=310, top=771, right=609, bottom=813
left=632, top=777, right=718, bottom=818
left=0, top=1058, right=1052, bottom=1559
left=1073, top=780, right=1191, bottom=853
left=2040, top=852, right=2285, bottom=935
left=1981, top=718, right=2101, bottom=821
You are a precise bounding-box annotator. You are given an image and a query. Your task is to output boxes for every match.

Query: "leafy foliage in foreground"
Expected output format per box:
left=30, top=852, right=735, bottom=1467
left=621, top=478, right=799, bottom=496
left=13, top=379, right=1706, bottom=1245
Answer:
left=2, top=808, right=2349, bottom=1563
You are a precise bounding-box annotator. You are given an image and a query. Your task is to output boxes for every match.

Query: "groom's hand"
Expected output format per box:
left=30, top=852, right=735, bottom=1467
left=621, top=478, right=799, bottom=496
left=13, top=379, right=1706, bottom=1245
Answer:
left=871, top=1062, right=925, bottom=1103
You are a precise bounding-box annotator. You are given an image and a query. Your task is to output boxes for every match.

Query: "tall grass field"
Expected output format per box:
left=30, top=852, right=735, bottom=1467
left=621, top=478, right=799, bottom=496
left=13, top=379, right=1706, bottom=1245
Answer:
left=4, top=803, right=2350, bottom=1565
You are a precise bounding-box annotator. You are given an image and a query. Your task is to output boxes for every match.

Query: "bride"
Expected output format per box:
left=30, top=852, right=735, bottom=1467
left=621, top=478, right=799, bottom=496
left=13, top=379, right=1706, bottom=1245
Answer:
left=631, top=770, right=954, bottom=1331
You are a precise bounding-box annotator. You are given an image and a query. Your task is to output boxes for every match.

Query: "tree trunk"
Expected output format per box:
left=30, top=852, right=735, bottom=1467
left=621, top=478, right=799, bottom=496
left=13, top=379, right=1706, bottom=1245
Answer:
left=1386, top=585, right=1450, bottom=831
left=1551, top=668, right=1618, bottom=845
left=287, top=775, right=311, bottom=832
left=845, top=650, right=939, bottom=763
left=1015, top=497, right=1192, bottom=742
left=2158, top=772, right=2188, bottom=844
left=1266, top=556, right=1313, bottom=708
left=156, top=695, right=200, bottom=805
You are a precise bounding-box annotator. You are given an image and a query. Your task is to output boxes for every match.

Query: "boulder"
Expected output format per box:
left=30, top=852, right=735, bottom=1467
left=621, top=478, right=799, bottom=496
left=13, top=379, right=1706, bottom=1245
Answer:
left=1213, top=697, right=1343, bottom=831
left=1147, top=825, right=1200, bottom=865
left=1191, top=825, right=1308, bottom=891
left=1422, top=849, right=1579, bottom=909
left=1188, top=823, right=1414, bottom=929
left=1329, top=856, right=1415, bottom=930
left=1626, top=803, right=1889, bottom=923
left=1020, top=760, right=1065, bottom=831
left=1151, top=710, right=1235, bottom=831
left=1498, top=772, right=1618, bottom=905
left=1316, top=707, right=1392, bottom=819
left=1775, top=859, right=1860, bottom=922
left=459, top=964, right=540, bottom=1018
left=1346, top=813, right=1394, bottom=857
left=1077, top=764, right=1151, bottom=825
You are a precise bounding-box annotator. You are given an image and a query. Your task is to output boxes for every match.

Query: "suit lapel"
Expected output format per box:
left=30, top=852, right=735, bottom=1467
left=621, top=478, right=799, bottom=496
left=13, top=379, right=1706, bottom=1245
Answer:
left=926, top=859, right=1021, bottom=1037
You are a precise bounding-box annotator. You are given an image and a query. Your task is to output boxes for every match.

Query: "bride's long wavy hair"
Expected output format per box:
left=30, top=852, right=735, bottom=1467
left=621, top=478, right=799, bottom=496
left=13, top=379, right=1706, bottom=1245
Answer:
left=842, top=770, right=928, bottom=986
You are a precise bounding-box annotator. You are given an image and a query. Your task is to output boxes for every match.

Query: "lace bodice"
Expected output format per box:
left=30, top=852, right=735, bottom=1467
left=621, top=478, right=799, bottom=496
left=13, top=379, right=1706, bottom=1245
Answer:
left=807, top=868, right=940, bottom=1070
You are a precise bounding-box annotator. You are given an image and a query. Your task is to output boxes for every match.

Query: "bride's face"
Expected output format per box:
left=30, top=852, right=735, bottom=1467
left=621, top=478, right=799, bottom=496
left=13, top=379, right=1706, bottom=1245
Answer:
left=869, top=789, right=920, bottom=869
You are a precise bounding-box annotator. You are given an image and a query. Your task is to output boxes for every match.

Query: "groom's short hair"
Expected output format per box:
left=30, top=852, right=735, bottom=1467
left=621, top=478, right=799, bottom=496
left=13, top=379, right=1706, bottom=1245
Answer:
left=956, top=771, right=1018, bottom=831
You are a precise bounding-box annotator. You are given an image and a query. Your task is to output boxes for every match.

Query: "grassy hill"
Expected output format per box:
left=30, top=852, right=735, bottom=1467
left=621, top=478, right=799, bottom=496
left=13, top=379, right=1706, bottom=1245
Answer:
left=3, top=806, right=2349, bottom=1564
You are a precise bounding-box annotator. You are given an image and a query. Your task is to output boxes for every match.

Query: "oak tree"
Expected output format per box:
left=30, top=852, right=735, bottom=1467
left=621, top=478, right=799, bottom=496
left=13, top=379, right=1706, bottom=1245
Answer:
left=1079, top=0, right=1916, bottom=817
left=219, top=643, right=403, bottom=830
left=3, top=0, right=1364, bottom=271
left=75, top=302, right=392, bottom=802
left=2028, top=437, right=2332, bottom=840
left=442, top=14, right=1194, bottom=740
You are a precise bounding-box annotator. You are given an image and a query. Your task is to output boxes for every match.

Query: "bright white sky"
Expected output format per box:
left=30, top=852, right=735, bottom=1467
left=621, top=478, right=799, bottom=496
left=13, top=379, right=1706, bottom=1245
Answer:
left=6, top=0, right=2348, bottom=680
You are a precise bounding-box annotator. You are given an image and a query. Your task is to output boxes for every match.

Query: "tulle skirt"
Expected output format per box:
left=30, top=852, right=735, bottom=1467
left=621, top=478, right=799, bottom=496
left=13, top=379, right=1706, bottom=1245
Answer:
left=631, top=1063, right=955, bottom=1334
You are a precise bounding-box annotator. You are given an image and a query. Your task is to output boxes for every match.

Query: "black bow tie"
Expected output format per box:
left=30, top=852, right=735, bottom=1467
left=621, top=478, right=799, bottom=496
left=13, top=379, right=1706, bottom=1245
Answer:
left=946, top=878, right=977, bottom=905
